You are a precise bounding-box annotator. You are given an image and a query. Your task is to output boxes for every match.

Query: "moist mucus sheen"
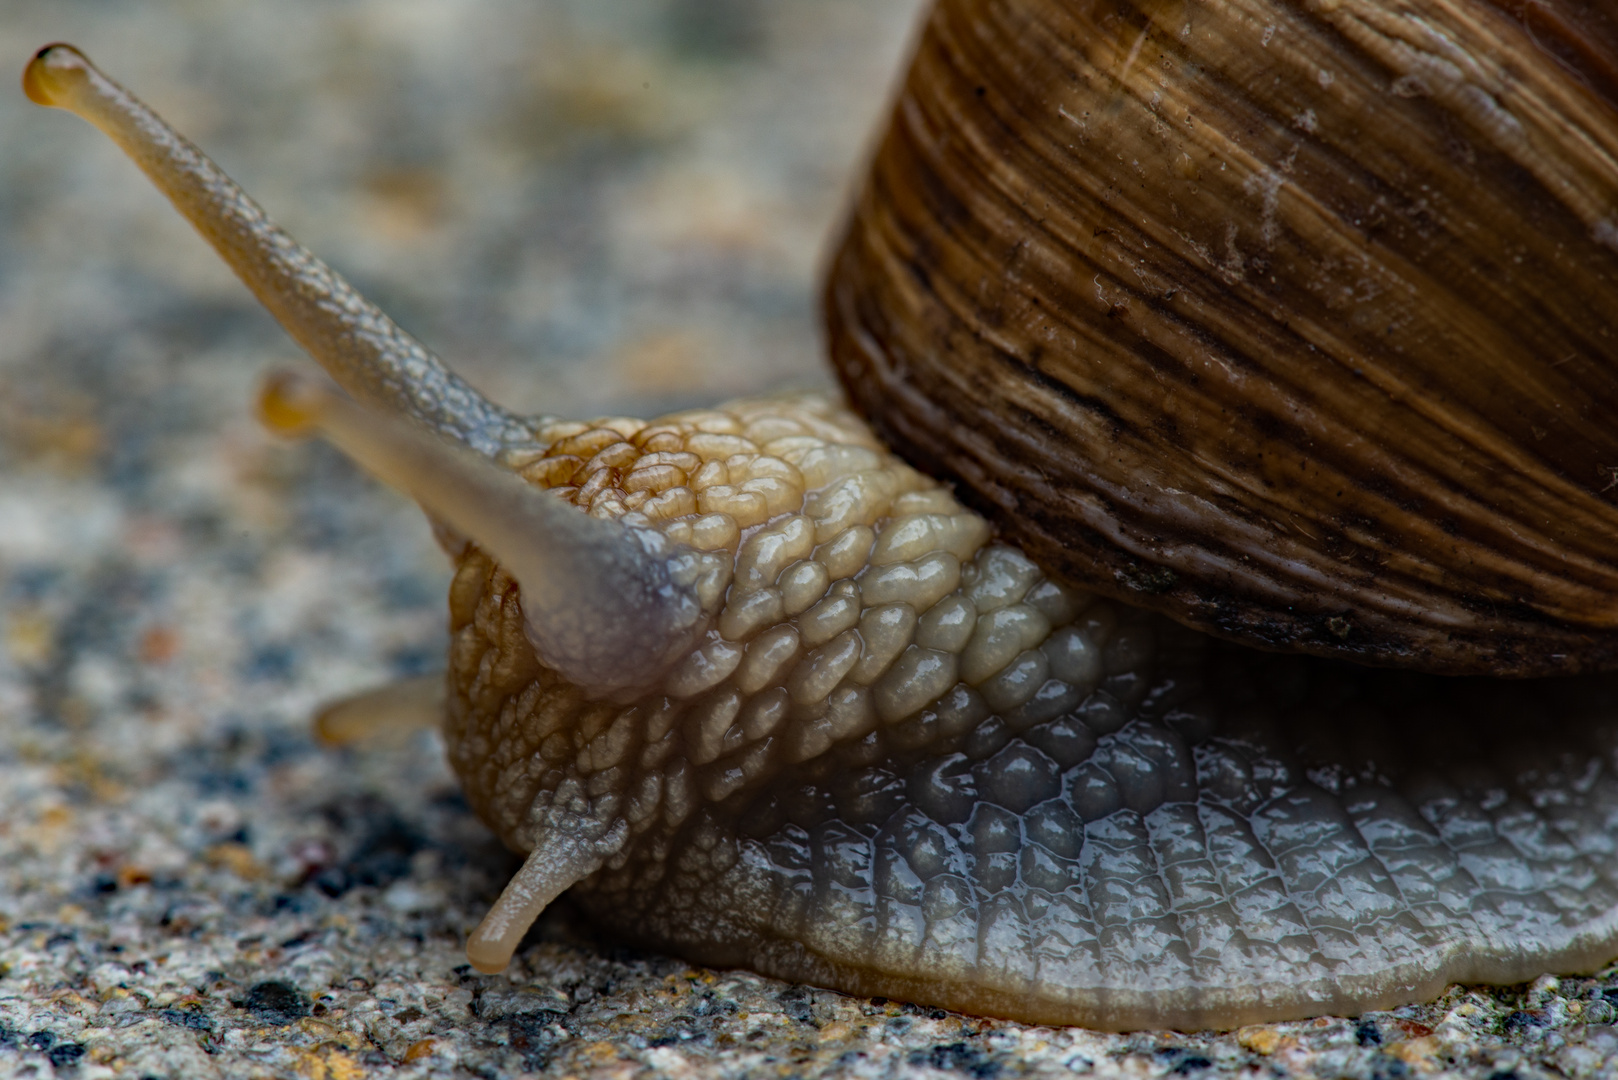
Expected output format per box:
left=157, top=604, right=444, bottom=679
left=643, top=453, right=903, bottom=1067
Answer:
left=444, top=392, right=1618, bottom=1031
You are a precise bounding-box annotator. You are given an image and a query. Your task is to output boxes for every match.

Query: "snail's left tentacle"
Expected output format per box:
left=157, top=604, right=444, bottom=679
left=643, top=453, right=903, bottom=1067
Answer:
left=23, top=43, right=522, bottom=454
left=313, top=675, right=445, bottom=747
left=259, top=372, right=715, bottom=698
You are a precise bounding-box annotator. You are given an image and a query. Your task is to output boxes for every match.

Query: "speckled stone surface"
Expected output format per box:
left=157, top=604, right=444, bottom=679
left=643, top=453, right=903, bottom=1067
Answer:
left=4, top=2, right=1618, bottom=1078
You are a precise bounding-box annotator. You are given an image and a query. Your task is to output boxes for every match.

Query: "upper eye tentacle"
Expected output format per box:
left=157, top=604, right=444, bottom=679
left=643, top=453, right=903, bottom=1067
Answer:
left=23, top=43, right=522, bottom=455
left=259, top=371, right=718, bottom=699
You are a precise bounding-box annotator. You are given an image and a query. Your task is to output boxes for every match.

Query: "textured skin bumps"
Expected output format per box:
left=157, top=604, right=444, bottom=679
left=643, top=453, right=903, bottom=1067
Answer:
left=596, top=638, right=1618, bottom=1029
left=442, top=393, right=1618, bottom=1030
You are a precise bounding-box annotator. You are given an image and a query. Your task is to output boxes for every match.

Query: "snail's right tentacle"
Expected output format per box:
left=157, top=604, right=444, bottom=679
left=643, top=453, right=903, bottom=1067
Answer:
left=23, top=43, right=521, bottom=455
left=259, top=371, right=716, bottom=700
left=466, top=798, right=624, bottom=974
left=466, top=842, right=595, bottom=975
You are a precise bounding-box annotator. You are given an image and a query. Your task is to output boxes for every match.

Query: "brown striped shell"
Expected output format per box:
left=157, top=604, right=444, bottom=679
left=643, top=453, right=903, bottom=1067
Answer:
left=825, top=0, right=1618, bottom=677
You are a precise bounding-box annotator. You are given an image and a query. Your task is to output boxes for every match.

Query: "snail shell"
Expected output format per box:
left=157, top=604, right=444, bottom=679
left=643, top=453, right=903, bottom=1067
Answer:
left=24, top=20, right=1618, bottom=1033
left=826, top=0, right=1618, bottom=676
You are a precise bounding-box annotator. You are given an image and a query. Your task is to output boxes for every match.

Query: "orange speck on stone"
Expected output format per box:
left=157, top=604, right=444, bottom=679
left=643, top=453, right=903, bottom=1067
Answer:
left=41, top=805, right=73, bottom=829
left=1388, top=1035, right=1442, bottom=1069
left=139, top=625, right=179, bottom=663
left=1236, top=1025, right=1285, bottom=1055
left=403, top=1039, right=437, bottom=1062
left=5, top=610, right=54, bottom=667
left=205, top=842, right=264, bottom=879
left=116, top=864, right=152, bottom=889
left=293, top=1045, right=367, bottom=1080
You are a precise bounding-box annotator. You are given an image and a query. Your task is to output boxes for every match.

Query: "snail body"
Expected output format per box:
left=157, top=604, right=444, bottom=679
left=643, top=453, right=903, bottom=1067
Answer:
left=22, top=0, right=1618, bottom=1032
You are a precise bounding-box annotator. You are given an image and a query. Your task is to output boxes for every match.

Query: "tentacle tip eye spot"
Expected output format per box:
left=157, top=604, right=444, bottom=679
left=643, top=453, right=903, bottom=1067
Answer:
left=23, top=43, right=91, bottom=108
left=257, top=370, right=331, bottom=438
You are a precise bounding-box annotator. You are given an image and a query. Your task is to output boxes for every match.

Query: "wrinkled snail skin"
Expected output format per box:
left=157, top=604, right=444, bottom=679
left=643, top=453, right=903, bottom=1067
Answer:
left=827, top=0, right=1618, bottom=676
left=24, top=36, right=1618, bottom=1032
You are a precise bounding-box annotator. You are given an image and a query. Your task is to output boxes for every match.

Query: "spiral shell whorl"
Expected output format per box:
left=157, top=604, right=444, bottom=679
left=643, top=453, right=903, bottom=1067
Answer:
left=826, top=0, right=1618, bottom=677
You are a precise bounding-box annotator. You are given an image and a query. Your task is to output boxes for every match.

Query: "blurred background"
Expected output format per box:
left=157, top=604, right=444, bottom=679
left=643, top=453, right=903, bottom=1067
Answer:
left=0, top=0, right=925, bottom=423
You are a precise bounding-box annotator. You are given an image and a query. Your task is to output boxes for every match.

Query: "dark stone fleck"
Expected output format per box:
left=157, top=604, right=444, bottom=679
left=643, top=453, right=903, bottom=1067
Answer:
left=1356, top=1021, right=1382, bottom=1046
left=1369, top=1055, right=1411, bottom=1080
left=241, top=643, right=296, bottom=682
left=779, top=987, right=813, bottom=1023
left=474, top=988, right=572, bottom=1070
left=1502, top=1011, right=1548, bottom=1037
left=28, top=1031, right=55, bottom=1050
left=908, top=1041, right=1002, bottom=1078
left=1171, top=1053, right=1213, bottom=1074
left=159, top=1009, right=213, bottom=1033
left=47, top=1044, right=86, bottom=1068
left=690, top=992, right=734, bottom=1018
left=272, top=891, right=318, bottom=914
left=505, top=1013, right=566, bottom=1071
left=388, top=643, right=439, bottom=676
left=242, top=980, right=310, bottom=1026
left=306, top=802, right=425, bottom=897
left=310, top=868, right=351, bottom=897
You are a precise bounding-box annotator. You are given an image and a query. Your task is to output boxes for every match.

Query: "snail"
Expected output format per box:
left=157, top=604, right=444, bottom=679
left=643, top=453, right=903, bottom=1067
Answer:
left=20, top=0, right=1618, bottom=1033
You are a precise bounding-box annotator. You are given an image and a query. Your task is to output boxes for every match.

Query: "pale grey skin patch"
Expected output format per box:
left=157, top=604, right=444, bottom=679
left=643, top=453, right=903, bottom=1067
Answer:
left=26, top=41, right=1618, bottom=1032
